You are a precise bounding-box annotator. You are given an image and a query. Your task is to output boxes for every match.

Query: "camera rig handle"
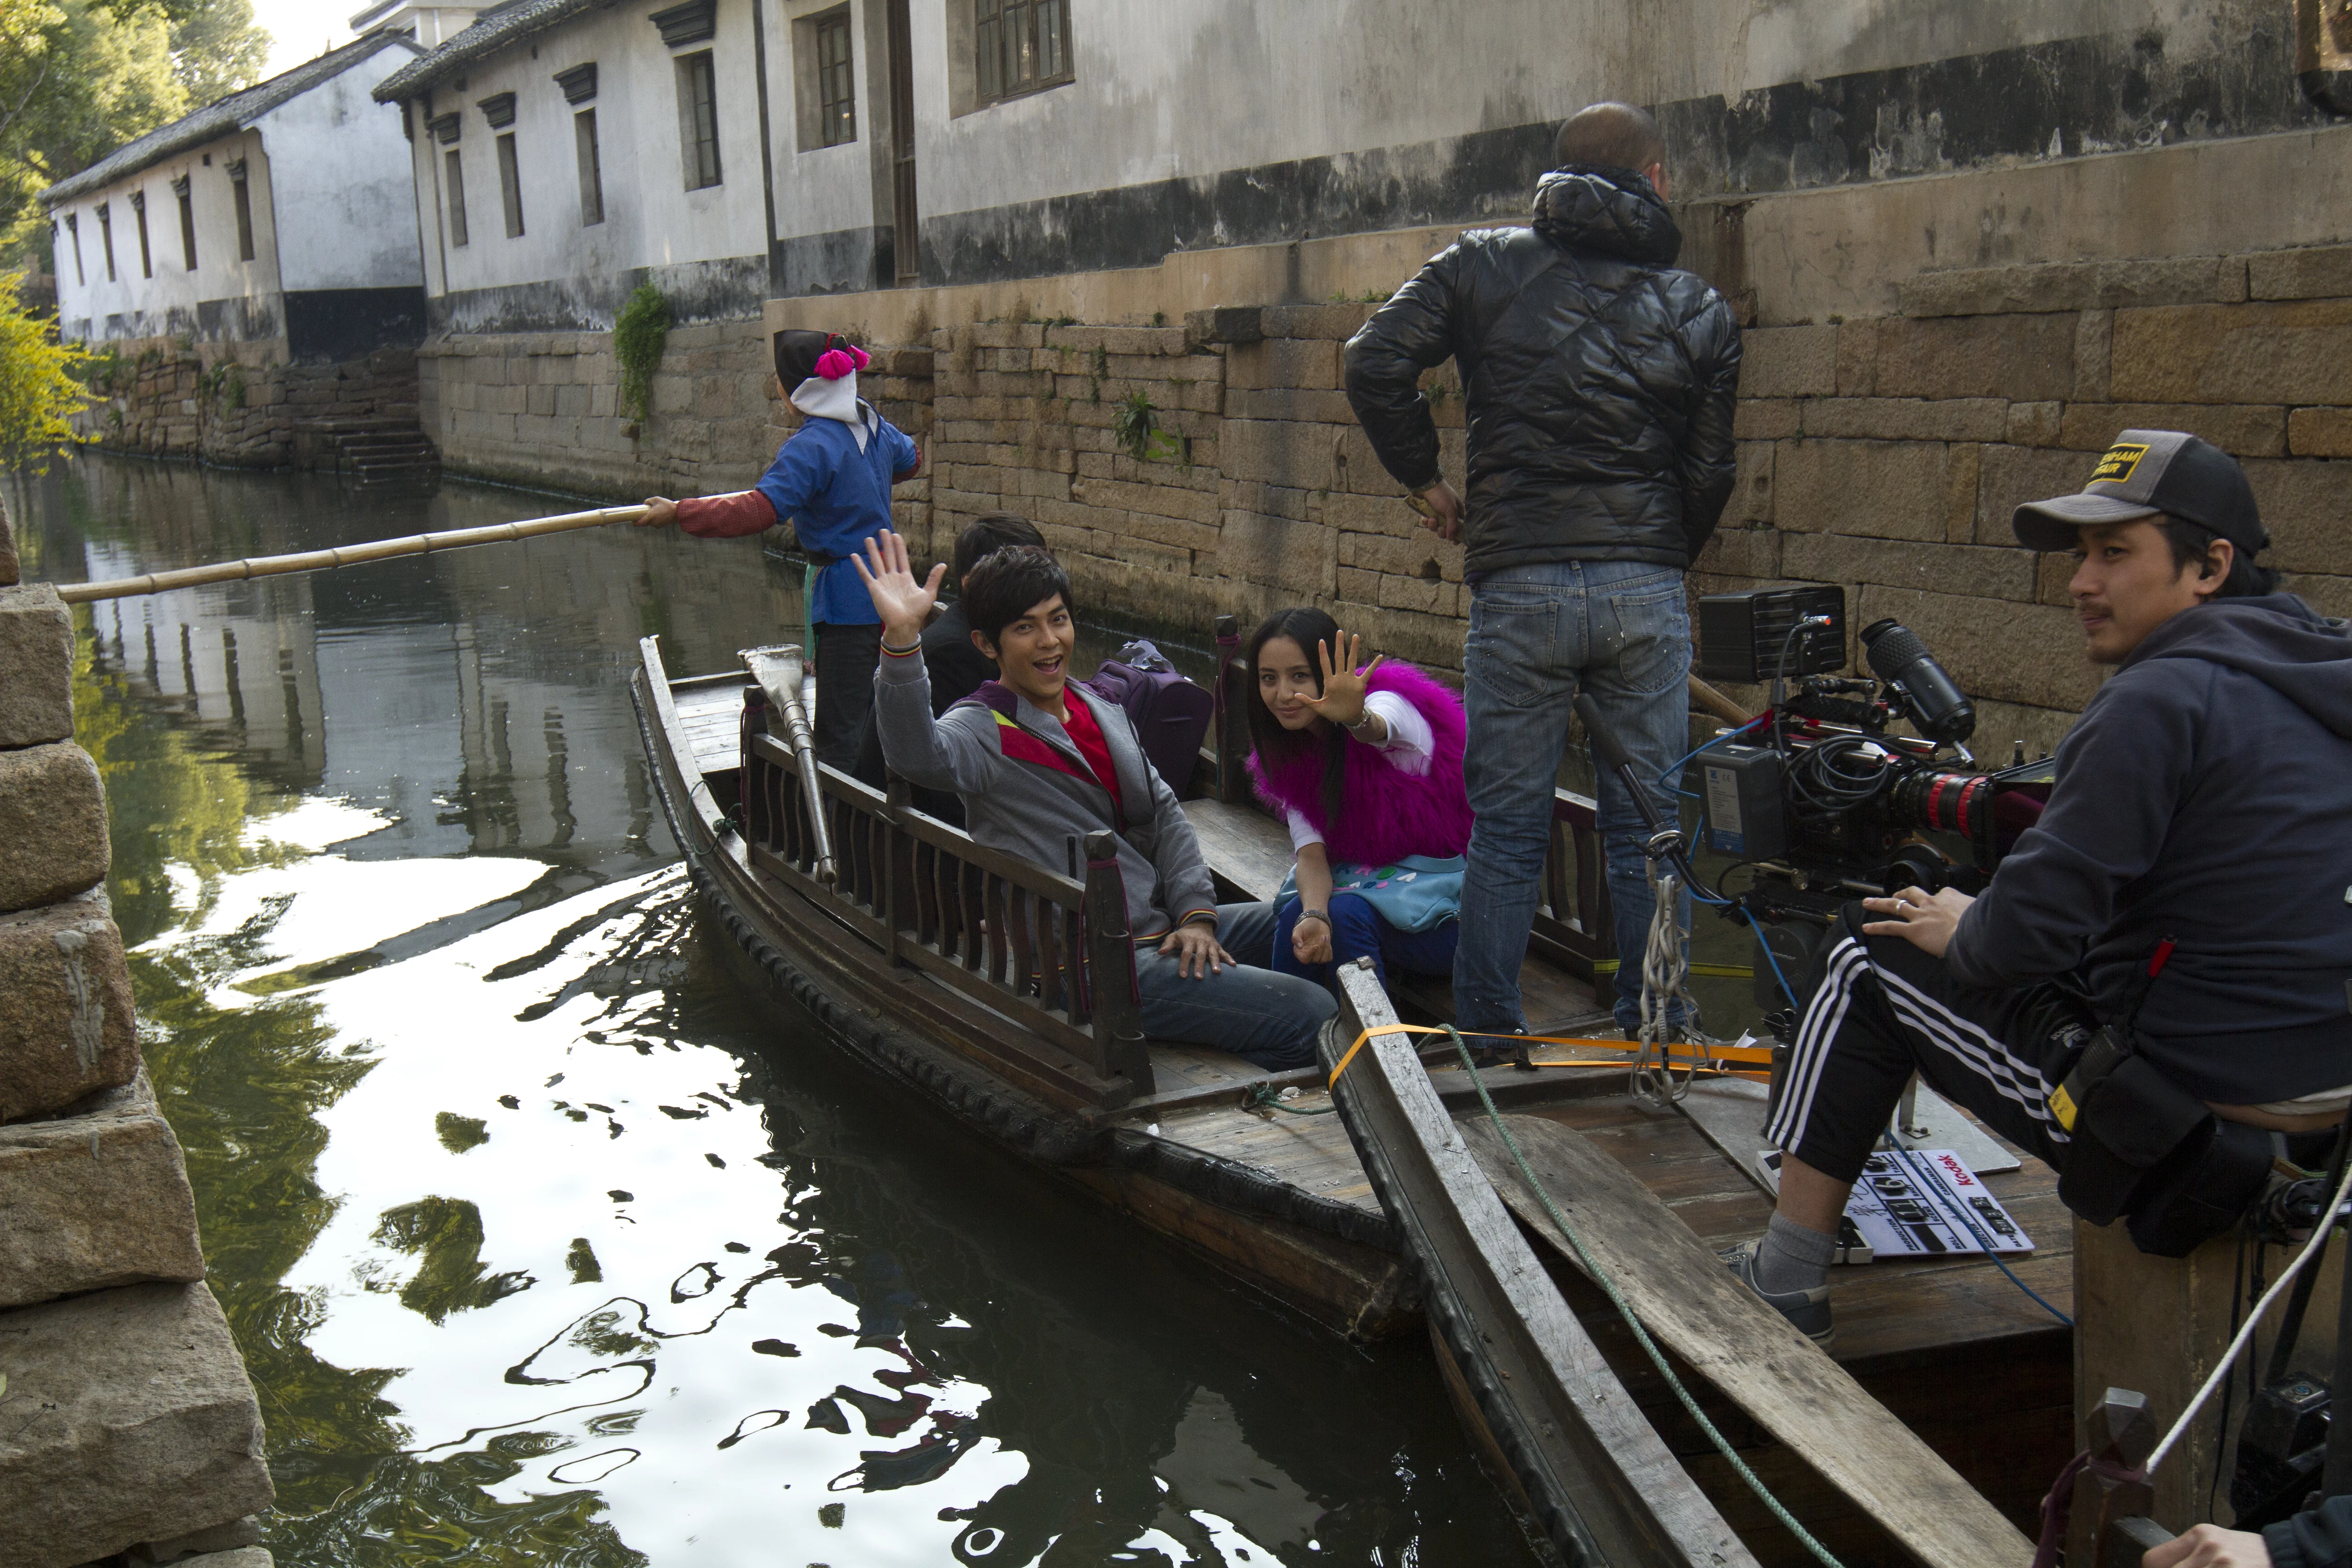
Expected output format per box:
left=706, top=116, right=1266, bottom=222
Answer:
left=1574, top=693, right=1711, bottom=897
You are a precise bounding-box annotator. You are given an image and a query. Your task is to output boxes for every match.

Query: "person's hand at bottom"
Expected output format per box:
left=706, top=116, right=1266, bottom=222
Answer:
left=1159, top=921, right=1233, bottom=979
left=637, top=497, right=679, bottom=528
left=2144, top=1524, right=2271, bottom=1568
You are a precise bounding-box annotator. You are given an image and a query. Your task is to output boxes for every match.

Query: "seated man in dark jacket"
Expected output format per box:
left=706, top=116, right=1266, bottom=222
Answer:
left=856, top=530, right=1336, bottom=1071
left=852, top=510, right=1047, bottom=823
left=1727, top=432, right=2352, bottom=1346
left=1344, top=102, right=1742, bottom=1040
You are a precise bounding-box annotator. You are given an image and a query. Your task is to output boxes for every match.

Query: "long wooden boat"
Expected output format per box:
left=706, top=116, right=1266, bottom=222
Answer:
left=632, top=629, right=2079, bottom=1566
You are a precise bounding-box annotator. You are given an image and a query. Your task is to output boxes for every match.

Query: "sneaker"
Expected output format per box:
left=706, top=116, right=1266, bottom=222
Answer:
left=1721, top=1240, right=1836, bottom=1348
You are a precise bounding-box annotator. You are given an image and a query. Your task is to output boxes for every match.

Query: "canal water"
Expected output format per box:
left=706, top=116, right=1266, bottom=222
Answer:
left=10, top=453, right=1539, bottom=1568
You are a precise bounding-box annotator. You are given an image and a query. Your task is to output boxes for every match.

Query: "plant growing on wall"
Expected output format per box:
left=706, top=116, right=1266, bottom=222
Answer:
left=0, top=271, right=89, bottom=470
left=1112, top=388, right=1156, bottom=462
left=613, top=284, right=672, bottom=425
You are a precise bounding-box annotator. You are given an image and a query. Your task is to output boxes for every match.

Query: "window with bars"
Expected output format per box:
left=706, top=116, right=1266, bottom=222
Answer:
left=98, top=205, right=115, bottom=280
left=229, top=164, right=255, bottom=261
left=132, top=192, right=152, bottom=279
left=65, top=213, right=83, bottom=285
left=173, top=178, right=196, bottom=270
left=575, top=109, right=604, bottom=225
left=445, top=150, right=470, bottom=246
left=975, top=0, right=1070, bottom=106
left=816, top=10, right=855, bottom=146
left=496, top=132, right=525, bottom=237
left=677, top=50, right=722, bottom=189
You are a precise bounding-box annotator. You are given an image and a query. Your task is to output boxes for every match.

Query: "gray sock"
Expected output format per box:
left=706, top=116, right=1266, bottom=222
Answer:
left=1753, top=1212, right=1837, bottom=1295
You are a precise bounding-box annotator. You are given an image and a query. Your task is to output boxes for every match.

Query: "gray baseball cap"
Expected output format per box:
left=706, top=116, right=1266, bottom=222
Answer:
left=2012, top=429, right=2269, bottom=554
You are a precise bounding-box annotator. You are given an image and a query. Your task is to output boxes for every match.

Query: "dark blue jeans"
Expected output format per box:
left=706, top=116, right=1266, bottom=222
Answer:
left=1454, top=560, right=1695, bottom=1035
left=1133, top=902, right=1336, bottom=1071
left=1272, top=893, right=1460, bottom=994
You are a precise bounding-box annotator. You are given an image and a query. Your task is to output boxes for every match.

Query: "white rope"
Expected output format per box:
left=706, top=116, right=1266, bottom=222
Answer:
left=2144, top=1156, right=2352, bottom=1475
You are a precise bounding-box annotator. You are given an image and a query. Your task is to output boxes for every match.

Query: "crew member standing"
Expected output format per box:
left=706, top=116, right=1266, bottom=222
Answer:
left=1344, top=102, right=1742, bottom=1040
left=638, top=330, right=922, bottom=769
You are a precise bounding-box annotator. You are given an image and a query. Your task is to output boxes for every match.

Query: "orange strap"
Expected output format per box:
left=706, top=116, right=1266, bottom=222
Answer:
left=1328, top=1023, right=1772, bottom=1091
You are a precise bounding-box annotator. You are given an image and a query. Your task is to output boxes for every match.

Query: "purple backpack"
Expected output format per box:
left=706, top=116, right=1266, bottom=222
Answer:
left=1082, top=640, right=1215, bottom=796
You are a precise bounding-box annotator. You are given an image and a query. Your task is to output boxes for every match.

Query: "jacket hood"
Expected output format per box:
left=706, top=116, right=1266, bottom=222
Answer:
left=2125, top=593, right=2352, bottom=738
left=1532, top=166, right=1682, bottom=267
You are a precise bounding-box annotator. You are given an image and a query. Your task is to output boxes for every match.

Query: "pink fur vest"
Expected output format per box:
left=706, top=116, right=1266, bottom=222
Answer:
left=1246, top=661, right=1473, bottom=869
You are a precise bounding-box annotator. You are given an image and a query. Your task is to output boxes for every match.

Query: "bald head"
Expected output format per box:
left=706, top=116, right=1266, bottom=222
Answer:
left=1556, top=102, right=1665, bottom=177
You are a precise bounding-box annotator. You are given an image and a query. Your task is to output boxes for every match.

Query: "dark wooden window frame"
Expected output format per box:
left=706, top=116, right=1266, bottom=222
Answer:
left=975, top=0, right=1072, bottom=108
left=677, top=49, right=723, bottom=189
left=814, top=9, right=856, bottom=147
left=226, top=159, right=255, bottom=261
left=495, top=131, right=524, bottom=237
left=445, top=149, right=470, bottom=246
left=170, top=175, right=196, bottom=271
left=64, top=212, right=83, bottom=285
left=130, top=190, right=152, bottom=279
left=98, top=204, right=115, bottom=281
left=574, top=108, right=604, bottom=225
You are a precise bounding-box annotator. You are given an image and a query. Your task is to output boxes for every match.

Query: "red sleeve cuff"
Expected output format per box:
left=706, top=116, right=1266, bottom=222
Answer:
left=677, top=491, right=779, bottom=539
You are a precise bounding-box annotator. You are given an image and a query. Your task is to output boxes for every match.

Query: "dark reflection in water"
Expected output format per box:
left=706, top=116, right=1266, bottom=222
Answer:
left=10, top=454, right=1534, bottom=1567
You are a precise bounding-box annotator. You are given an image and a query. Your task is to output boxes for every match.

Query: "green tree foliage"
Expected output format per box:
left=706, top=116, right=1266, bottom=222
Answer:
left=0, top=270, right=88, bottom=466
left=0, top=0, right=270, bottom=270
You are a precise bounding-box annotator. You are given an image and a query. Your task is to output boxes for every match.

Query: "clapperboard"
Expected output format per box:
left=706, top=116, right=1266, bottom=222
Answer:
left=1759, top=1147, right=2033, bottom=1259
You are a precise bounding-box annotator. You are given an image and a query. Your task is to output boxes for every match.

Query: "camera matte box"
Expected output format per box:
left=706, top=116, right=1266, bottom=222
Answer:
left=1697, top=584, right=1847, bottom=684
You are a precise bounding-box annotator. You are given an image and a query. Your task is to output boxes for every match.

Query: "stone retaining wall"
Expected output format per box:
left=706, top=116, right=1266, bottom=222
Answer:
left=0, top=492, right=276, bottom=1568
left=418, top=237, right=2352, bottom=753
left=74, top=338, right=421, bottom=470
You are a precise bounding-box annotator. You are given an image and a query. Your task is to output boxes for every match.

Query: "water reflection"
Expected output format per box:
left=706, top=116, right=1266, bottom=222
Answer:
left=10, top=454, right=1531, bottom=1567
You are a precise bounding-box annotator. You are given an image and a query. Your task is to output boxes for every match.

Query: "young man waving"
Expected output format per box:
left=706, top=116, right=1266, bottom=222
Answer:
left=854, top=529, right=1335, bottom=1071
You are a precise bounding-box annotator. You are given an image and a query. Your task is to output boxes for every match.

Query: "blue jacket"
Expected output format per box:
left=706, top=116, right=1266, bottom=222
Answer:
left=751, top=407, right=919, bottom=626
left=1946, top=594, right=2352, bottom=1103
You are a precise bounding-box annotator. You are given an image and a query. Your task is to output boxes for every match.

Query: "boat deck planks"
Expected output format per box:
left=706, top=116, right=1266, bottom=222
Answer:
left=674, top=680, right=745, bottom=773
left=1464, top=1113, right=2037, bottom=1568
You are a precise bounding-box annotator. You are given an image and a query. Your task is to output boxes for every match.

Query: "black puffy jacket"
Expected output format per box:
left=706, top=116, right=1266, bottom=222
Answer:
left=1343, top=166, right=1743, bottom=575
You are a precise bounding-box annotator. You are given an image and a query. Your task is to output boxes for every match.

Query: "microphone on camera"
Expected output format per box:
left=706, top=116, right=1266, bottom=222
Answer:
left=1861, top=619, right=1976, bottom=744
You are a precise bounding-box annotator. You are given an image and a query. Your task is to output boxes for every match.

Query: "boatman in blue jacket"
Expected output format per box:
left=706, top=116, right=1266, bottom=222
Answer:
left=1726, top=431, right=2352, bottom=1350
left=638, top=329, right=923, bottom=768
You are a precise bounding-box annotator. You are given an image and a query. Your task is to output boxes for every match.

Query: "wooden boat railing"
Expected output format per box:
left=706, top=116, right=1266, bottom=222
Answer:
left=1207, top=613, right=1616, bottom=980
left=739, top=722, right=1154, bottom=1105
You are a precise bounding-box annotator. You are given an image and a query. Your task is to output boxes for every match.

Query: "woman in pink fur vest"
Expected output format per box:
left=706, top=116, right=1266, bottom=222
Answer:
left=1245, top=607, right=1473, bottom=996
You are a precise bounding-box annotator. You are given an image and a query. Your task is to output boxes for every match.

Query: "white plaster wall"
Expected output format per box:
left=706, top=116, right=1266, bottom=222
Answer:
left=48, top=128, right=284, bottom=341
left=898, top=0, right=2257, bottom=225
left=259, top=46, right=428, bottom=292
left=410, top=0, right=772, bottom=304
left=768, top=0, right=882, bottom=242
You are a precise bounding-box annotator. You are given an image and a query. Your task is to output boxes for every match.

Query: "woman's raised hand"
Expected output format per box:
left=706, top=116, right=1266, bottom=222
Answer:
left=852, top=529, right=946, bottom=646
left=1303, top=631, right=1384, bottom=727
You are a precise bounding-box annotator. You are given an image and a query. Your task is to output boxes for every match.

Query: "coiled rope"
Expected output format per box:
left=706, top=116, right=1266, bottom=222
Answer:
left=1441, top=1022, right=1847, bottom=1568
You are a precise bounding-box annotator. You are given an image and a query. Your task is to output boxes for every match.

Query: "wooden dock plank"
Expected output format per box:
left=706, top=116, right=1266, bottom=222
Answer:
left=1464, top=1114, right=2037, bottom=1568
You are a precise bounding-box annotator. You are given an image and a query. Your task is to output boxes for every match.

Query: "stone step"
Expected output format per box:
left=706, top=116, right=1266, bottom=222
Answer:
left=0, top=583, right=74, bottom=750
left=0, top=1283, right=274, bottom=1568
left=0, top=742, right=111, bottom=916
left=0, top=1065, right=205, bottom=1310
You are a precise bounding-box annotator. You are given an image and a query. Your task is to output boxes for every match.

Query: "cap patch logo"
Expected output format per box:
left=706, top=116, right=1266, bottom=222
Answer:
left=2088, top=442, right=2150, bottom=487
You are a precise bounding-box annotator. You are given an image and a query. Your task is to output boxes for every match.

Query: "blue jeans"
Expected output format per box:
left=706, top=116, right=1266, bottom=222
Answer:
left=1273, top=894, right=1460, bottom=995
left=1133, top=902, right=1336, bottom=1071
left=1454, top=560, right=1694, bottom=1035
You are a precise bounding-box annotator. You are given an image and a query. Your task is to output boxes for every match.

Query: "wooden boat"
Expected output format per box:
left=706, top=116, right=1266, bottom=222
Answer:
left=632, top=629, right=2077, bottom=1566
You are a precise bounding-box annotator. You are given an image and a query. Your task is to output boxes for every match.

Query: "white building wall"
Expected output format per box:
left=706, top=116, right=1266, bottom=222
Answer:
left=49, top=128, right=285, bottom=344
left=407, top=0, right=774, bottom=327
left=260, top=48, right=428, bottom=293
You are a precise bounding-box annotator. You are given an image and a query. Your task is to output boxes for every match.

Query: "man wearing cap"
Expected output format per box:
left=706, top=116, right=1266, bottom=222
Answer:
left=1726, top=430, right=2352, bottom=1347
left=639, top=330, right=924, bottom=768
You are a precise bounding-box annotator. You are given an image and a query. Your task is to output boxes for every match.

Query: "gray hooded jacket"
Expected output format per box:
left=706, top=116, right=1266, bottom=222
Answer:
left=872, top=654, right=1217, bottom=938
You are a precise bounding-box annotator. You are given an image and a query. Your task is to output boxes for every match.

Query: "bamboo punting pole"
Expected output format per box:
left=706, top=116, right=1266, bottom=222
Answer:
left=54, top=503, right=650, bottom=603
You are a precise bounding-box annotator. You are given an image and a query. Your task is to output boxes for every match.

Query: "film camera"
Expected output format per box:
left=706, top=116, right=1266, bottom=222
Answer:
left=1691, top=585, right=2056, bottom=996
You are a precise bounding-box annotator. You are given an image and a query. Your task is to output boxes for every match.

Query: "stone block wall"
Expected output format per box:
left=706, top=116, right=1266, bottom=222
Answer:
left=418, top=319, right=788, bottom=498
left=74, top=337, right=422, bottom=470
left=0, top=494, right=277, bottom=1568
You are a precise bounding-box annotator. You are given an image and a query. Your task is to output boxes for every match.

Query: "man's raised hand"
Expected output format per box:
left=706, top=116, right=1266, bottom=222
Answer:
left=852, top=529, right=946, bottom=646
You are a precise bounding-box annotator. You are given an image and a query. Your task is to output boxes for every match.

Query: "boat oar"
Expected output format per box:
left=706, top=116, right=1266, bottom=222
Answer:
left=53, top=503, right=651, bottom=603
left=740, top=645, right=837, bottom=886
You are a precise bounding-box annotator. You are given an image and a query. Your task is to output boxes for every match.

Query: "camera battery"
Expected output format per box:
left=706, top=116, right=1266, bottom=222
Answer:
left=1700, top=745, right=1787, bottom=859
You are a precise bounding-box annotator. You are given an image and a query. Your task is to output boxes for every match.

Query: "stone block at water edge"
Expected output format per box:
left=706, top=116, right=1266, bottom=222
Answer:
left=0, top=886, right=139, bottom=1122
left=128, top=1513, right=265, bottom=1563
left=0, top=583, right=75, bottom=748
left=0, top=1282, right=274, bottom=1568
left=0, top=1067, right=204, bottom=1309
left=0, top=740, right=109, bottom=912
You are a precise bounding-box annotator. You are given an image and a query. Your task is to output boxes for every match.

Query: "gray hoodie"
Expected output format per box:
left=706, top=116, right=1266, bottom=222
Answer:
left=872, top=653, right=1217, bottom=938
left=1946, top=594, right=2352, bottom=1102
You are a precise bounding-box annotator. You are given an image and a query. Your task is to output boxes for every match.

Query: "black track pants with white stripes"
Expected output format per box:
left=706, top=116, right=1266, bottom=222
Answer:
left=1763, top=904, right=2096, bottom=1185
